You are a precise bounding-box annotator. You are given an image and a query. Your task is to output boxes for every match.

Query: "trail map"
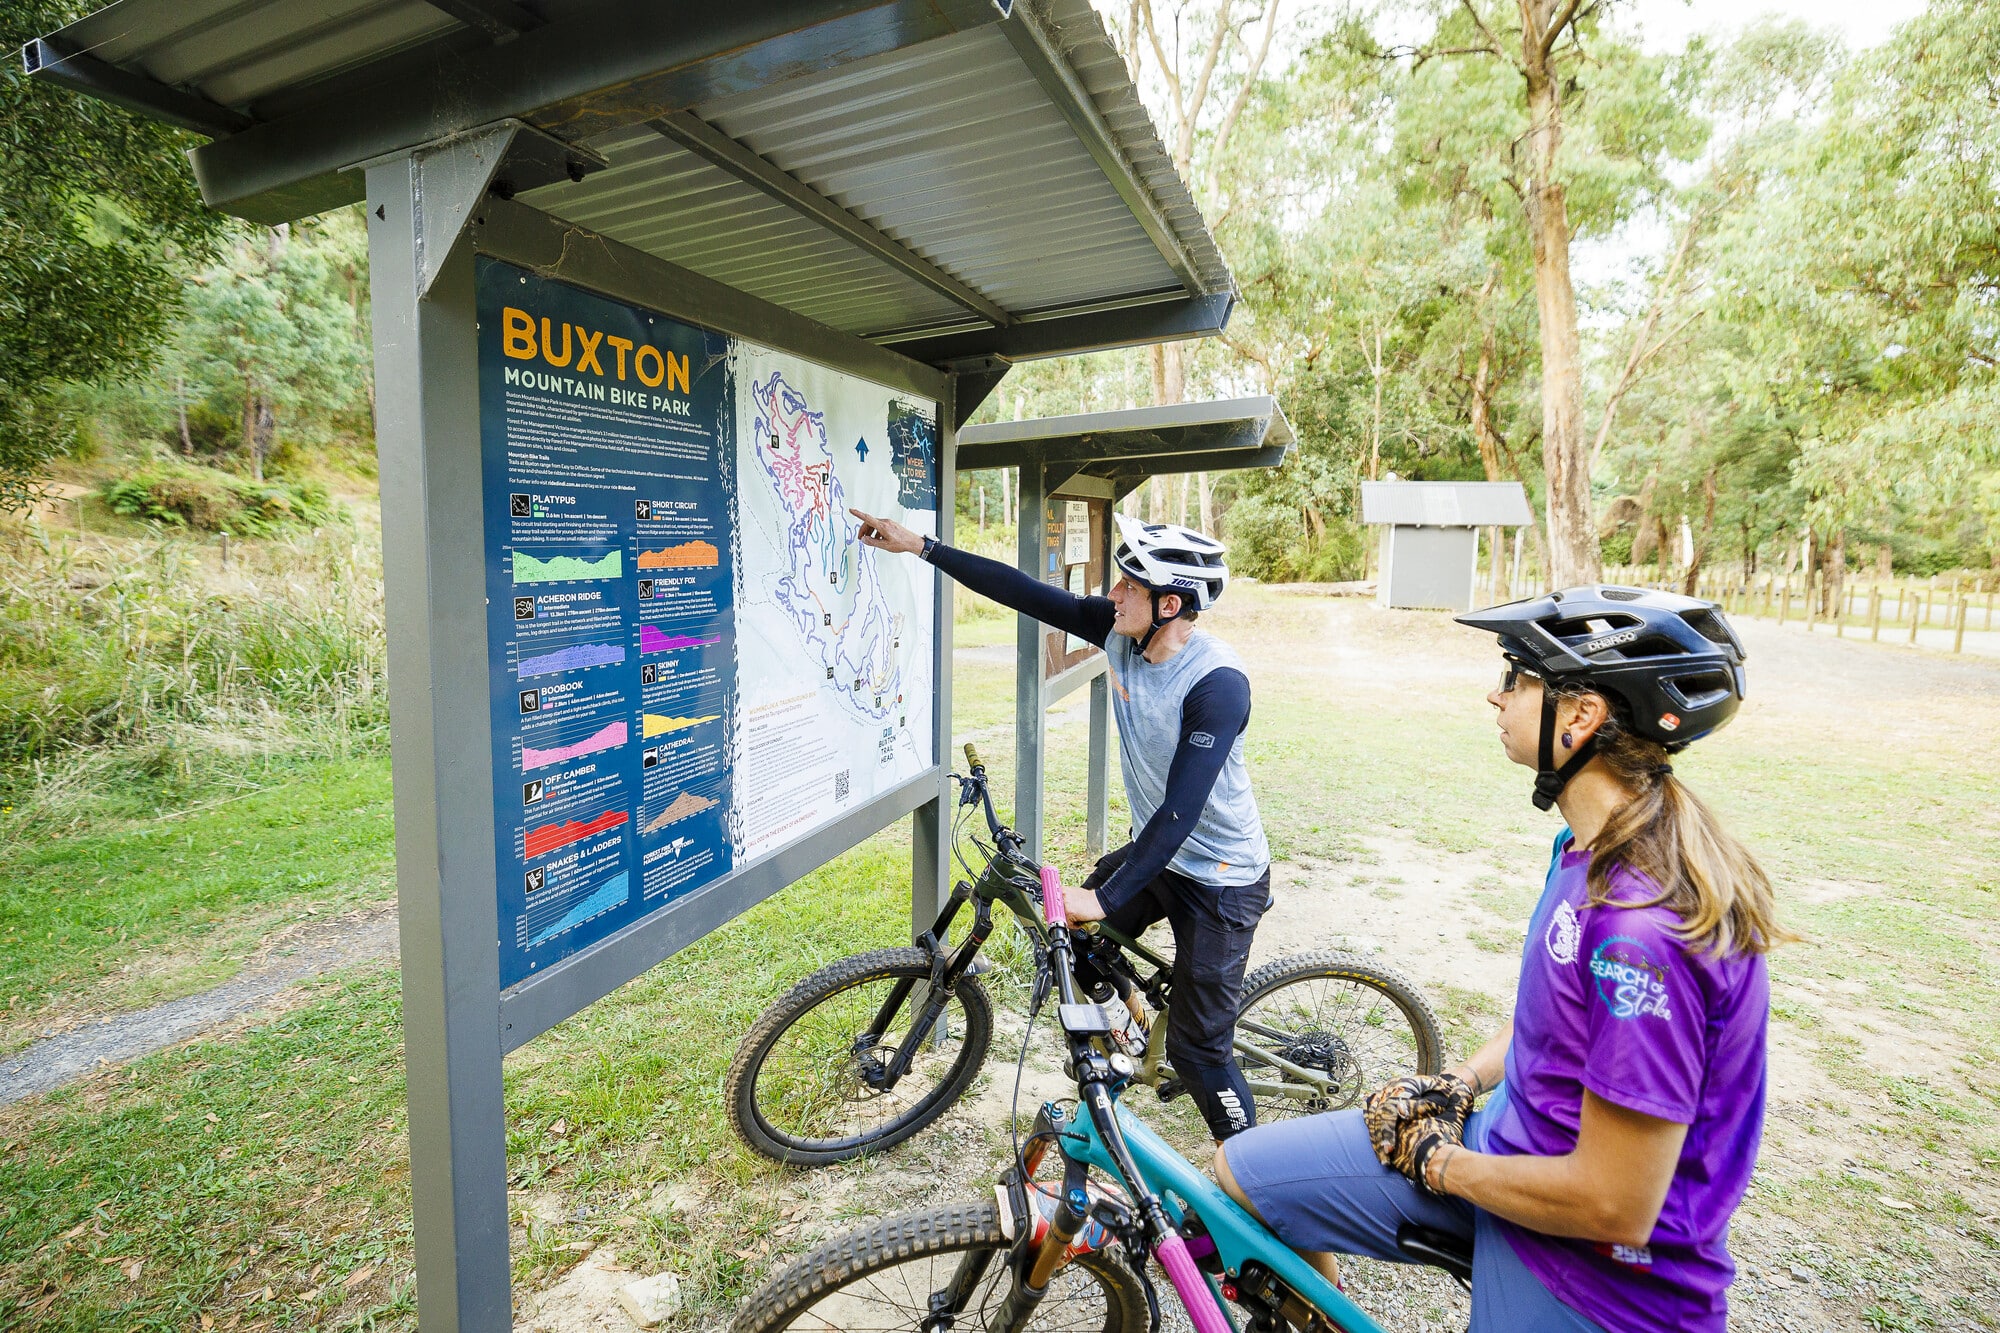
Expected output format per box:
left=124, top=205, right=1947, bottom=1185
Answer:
left=732, top=347, right=938, bottom=861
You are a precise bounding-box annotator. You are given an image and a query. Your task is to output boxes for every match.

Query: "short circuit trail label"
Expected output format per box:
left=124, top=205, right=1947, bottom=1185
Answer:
left=478, top=258, right=938, bottom=990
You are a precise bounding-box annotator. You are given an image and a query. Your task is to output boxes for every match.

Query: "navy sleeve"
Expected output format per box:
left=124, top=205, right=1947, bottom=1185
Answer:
left=1094, top=668, right=1252, bottom=914
left=924, top=542, right=1116, bottom=647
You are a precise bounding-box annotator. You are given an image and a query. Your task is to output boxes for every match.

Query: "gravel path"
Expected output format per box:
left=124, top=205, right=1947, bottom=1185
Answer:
left=0, top=904, right=398, bottom=1105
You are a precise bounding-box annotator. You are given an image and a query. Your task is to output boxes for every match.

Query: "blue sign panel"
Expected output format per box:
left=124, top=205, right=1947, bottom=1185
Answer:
left=479, top=259, right=735, bottom=989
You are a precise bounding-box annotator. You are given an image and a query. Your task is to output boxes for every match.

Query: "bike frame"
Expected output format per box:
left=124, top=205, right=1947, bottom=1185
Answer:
left=858, top=763, right=1346, bottom=1106
left=1056, top=1097, right=1389, bottom=1333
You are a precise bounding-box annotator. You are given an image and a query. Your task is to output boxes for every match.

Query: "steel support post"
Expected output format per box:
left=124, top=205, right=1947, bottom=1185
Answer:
left=1085, top=504, right=1115, bottom=856
left=1014, top=461, right=1047, bottom=860
left=365, top=154, right=512, bottom=1333
left=913, top=380, right=959, bottom=936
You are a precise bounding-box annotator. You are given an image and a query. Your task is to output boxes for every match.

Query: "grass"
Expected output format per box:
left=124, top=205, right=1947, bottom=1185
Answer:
left=2, top=586, right=1998, bottom=1329
left=0, top=754, right=396, bottom=1053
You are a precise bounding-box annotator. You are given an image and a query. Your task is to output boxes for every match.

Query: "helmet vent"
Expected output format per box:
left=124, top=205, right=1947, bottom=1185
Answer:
left=1600, top=587, right=1643, bottom=602
left=1682, top=609, right=1738, bottom=648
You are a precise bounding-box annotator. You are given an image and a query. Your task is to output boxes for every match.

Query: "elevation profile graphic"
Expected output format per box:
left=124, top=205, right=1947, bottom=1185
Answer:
left=530, top=873, right=630, bottom=946
left=643, top=791, right=718, bottom=832
left=523, top=809, right=629, bottom=858
left=521, top=720, right=628, bottom=772
left=640, top=626, right=721, bottom=655
left=513, top=550, right=622, bottom=584
left=638, top=540, right=720, bottom=569
left=642, top=712, right=720, bottom=738
left=518, top=641, right=626, bottom=678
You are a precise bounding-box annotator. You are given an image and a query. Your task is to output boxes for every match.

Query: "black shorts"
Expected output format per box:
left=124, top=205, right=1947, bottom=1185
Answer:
left=1083, top=844, right=1270, bottom=1069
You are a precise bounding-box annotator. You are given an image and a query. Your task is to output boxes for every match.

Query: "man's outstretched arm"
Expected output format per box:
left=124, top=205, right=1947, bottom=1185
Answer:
left=853, top=508, right=1115, bottom=646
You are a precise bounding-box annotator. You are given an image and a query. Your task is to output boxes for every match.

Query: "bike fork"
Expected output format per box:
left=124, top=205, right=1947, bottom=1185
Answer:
left=868, top=888, right=996, bottom=1088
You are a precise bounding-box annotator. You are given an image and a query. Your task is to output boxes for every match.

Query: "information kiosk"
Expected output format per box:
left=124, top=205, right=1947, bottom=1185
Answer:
left=24, top=2, right=1239, bottom=1327
left=958, top=397, right=1294, bottom=861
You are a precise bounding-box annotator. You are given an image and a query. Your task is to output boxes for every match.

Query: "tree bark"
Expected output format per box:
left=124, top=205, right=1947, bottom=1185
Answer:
left=176, top=376, right=193, bottom=455
left=1519, top=5, right=1598, bottom=586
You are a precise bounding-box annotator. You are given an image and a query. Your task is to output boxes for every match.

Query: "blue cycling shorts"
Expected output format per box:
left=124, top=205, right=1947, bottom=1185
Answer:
left=1221, top=1092, right=1605, bottom=1333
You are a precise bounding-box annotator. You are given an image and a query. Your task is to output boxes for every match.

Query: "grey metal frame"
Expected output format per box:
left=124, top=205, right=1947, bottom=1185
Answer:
left=367, top=125, right=956, bottom=1332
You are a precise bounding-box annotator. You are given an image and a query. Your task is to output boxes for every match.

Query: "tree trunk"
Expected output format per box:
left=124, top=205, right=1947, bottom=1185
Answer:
left=1630, top=474, right=1660, bottom=566
left=176, top=376, right=193, bottom=455
left=1470, top=325, right=1504, bottom=482
left=251, top=401, right=276, bottom=481
left=1521, top=41, right=1597, bottom=586
left=1681, top=468, right=1717, bottom=595
left=1198, top=471, right=1213, bottom=534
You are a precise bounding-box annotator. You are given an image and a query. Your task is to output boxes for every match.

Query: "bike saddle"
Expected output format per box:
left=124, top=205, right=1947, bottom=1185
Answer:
left=1395, top=1222, right=1472, bottom=1287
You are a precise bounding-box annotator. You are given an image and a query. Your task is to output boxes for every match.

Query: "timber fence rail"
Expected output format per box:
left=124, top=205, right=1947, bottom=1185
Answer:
left=1599, top=566, right=2000, bottom=655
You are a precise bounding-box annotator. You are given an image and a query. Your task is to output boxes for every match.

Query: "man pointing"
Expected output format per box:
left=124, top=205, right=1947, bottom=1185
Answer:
left=852, top=506, right=1272, bottom=1142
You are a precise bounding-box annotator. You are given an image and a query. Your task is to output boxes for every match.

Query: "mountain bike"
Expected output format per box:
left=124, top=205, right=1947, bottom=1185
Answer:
left=734, top=863, right=1472, bottom=1333
left=726, top=745, right=1442, bottom=1167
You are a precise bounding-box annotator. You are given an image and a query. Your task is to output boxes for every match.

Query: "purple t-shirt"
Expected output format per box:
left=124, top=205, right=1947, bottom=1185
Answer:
left=1481, top=832, right=1769, bottom=1333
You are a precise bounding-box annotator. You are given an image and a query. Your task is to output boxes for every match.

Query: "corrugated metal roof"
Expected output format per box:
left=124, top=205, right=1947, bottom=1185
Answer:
left=1360, top=482, right=1533, bottom=527
left=27, top=0, right=1234, bottom=350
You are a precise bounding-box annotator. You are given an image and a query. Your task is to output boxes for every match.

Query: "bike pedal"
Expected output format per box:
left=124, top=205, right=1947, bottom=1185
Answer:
left=1155, top=1076, right=1185, bottom=1102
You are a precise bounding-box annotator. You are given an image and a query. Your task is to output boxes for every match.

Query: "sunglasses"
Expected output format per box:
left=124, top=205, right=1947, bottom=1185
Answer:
left=1498, top=662, right=1543, bottom=694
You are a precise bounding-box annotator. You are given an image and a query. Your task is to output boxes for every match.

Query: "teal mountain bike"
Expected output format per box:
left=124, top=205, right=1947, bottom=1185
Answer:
left=734, top=861, right=1473, bottom=1332
left=726, top=746, right=1442, bottom=1168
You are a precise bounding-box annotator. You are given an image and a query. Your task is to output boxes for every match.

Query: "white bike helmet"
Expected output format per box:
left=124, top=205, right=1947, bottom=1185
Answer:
left=1112, top=513, right=1228, bottom=649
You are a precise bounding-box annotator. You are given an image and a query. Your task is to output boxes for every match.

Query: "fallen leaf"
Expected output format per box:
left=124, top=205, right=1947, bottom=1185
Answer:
left=123, top=1259, right=142, bottom=1280
left=162, top=1113, right=180, bottom=1124
left=201, top=1316, right=215, bottom=1331
left=549, top=1117, right=568, bottom=1137
left=60, top=1222, right=87, bottom=1241
left=1878, top=1196, right=1916, bottom=1211
left=564, top=1242, right=594, bottom=1254
left=204, top=1113, right=220, bottom=1124
left=261, top=1286, right=274, bottom=1302
left=344, top=1264, right=377, bottom=1288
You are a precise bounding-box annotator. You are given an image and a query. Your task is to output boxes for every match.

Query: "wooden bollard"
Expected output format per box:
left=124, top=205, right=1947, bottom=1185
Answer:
left=1909, top=592, right=1923, bottom=644
left=1954, top=596, right=1968, bottom=654
left=1779, top=579, right=1792, bottom=624
left=1869, top=586, right=1882, bottom=641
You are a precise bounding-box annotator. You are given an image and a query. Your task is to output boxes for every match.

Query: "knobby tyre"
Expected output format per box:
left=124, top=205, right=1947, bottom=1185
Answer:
left=1235, top=950, right=1443, bottom=1121
left=733, top=1200, right=1147, bottom=1333
left=727, top=947, right=993, bottom=1166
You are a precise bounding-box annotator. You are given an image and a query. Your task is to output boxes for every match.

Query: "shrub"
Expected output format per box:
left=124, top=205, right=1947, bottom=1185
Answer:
left=98, top=465, right=337, bottom=535
left=1225, top=496, right=1366, bottom=582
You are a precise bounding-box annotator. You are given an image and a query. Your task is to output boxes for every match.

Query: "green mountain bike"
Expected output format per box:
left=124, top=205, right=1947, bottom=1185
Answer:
left=726, top=745, right=1442, bottom=1167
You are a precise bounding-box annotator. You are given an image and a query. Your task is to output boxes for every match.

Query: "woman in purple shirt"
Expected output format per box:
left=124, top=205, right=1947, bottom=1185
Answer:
left=1217, top=586, right=1793, bottom=1332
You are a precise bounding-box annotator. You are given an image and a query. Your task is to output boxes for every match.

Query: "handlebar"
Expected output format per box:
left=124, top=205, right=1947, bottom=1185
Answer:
left=1038, top=865, right=1066, bottom=928
left=964, top=741, right=984, bottom=774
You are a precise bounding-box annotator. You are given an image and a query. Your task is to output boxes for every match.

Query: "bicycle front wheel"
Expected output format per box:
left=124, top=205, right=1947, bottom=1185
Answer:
left=726, top=947, right=993, bottom=1166
left=734, top=1201, right=1147, bottom=1333
left=1235, top=951, right=1442, bottom=1121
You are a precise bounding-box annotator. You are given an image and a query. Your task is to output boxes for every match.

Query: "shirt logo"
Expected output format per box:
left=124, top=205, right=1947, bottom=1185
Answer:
left=1590, top=936, right=1673, bottom=1022
left=1189, top=731, right=1215, bottom=749
left=1545, top=899, right=1580, bottom=965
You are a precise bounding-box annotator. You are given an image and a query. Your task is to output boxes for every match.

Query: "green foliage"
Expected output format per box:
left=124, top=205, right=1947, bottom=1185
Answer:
left=0, top=524, right=384, bottom=774
left=0, top=0, right=223, bottom=510
left=97, top=464, right=336, bottom=535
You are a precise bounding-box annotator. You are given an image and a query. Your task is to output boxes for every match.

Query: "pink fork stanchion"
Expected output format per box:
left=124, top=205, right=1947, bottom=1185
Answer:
left=1037, top=863, right=1232, bottom=1332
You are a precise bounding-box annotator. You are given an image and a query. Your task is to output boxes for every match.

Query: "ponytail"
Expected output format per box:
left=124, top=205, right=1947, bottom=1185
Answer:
left=1551, top=683, right=1797, bottom=957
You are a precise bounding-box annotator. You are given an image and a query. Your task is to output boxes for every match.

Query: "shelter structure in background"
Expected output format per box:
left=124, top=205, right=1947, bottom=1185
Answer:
left=25, top=3, right=1236, bottom=1329
left=1361, top=481, right=1532, bottom=612
left=958, top=397, right=1292, bottom=859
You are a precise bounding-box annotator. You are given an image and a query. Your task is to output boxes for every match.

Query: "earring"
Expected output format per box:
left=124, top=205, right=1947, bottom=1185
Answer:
left=1560, top=731, right=1573, bottom=749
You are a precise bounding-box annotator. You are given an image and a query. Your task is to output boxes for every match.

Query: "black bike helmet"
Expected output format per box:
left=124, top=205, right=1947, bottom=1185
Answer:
left=1456, top=586, right=1747, bottom=810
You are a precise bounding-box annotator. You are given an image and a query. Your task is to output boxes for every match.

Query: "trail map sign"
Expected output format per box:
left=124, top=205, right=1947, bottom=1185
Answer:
left=478, top=260, right=938, bottom=986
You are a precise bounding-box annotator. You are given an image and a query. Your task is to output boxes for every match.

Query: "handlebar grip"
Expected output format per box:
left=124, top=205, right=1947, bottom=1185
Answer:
left=1039, top=865, right=1066, bottom=927
left=964, top=742, right=984, bottom=773
left=1153, top=1234, right=1233, bottom=1333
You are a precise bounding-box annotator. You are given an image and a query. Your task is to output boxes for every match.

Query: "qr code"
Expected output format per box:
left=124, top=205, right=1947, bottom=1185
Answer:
left=834, top=769, right=851, bottom=802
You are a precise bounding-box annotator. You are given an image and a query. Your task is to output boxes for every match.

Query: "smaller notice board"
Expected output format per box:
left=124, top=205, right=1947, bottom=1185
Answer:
left=477, top=259, right=940, bottom=989
left=1041, top=494, right=1108, bottom=680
